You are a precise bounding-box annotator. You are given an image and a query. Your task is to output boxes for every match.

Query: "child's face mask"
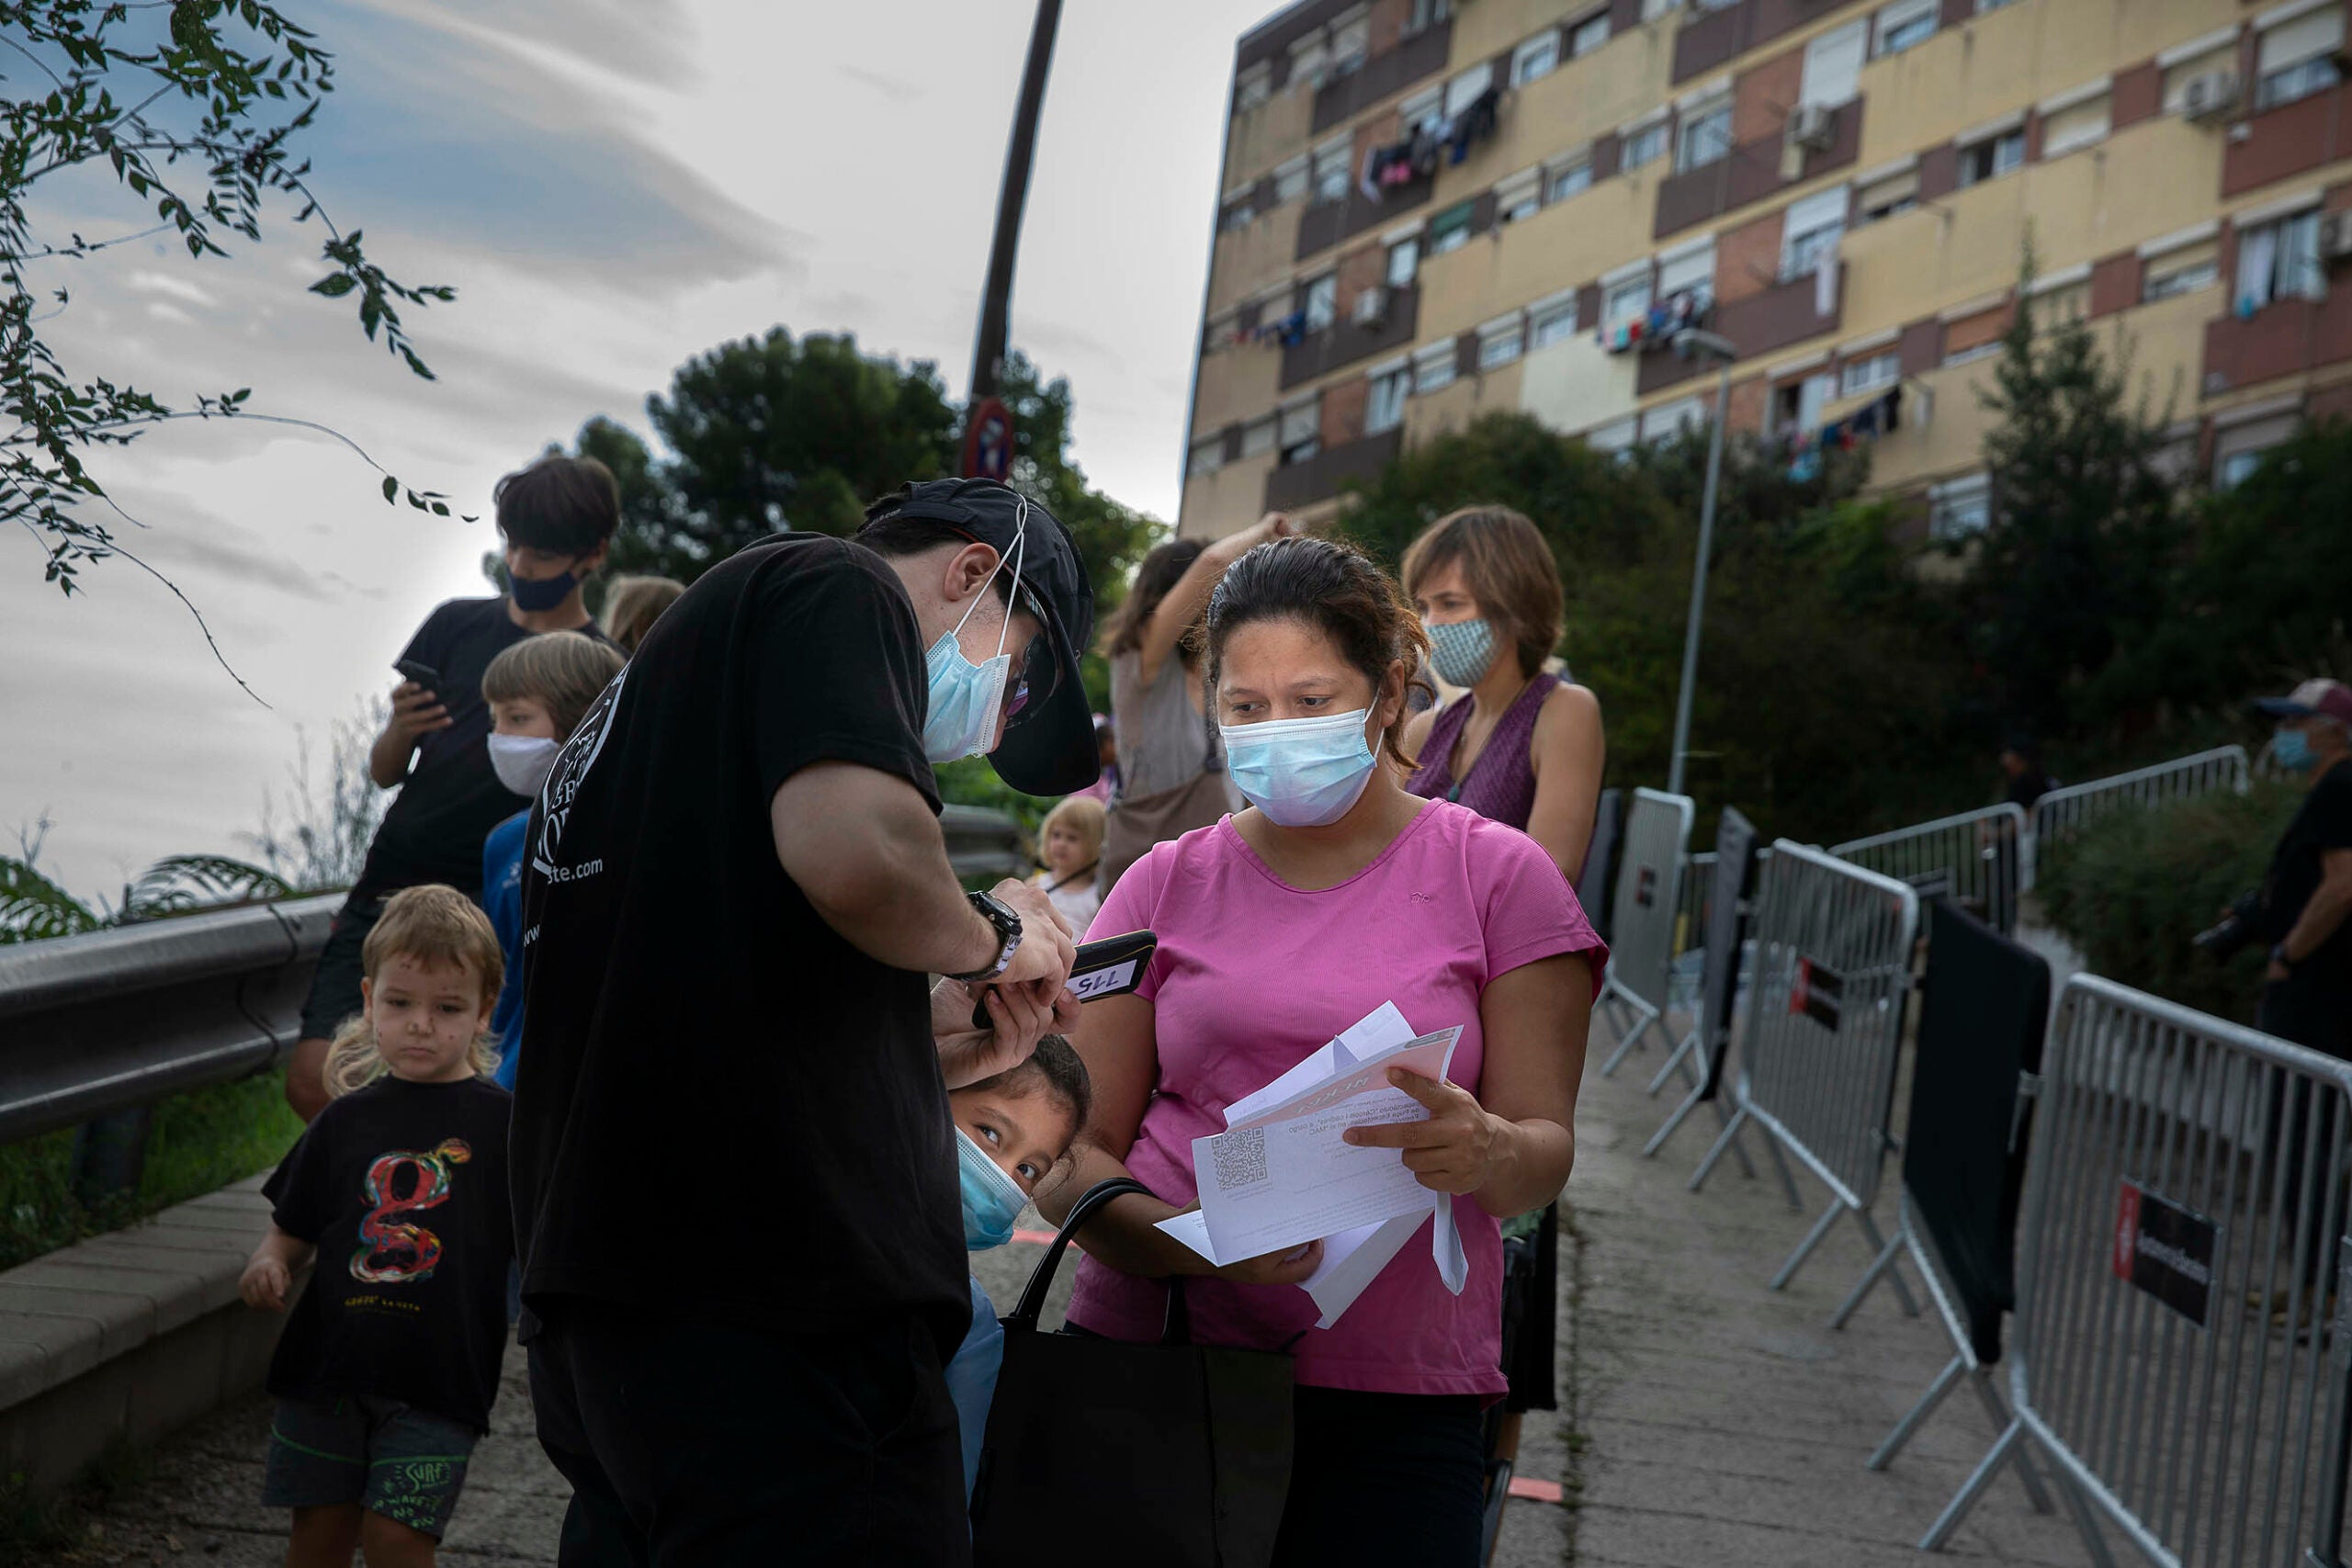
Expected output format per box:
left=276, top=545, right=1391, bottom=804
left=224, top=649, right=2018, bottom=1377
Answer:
left=956, top=1128, right=1028, bottom=1250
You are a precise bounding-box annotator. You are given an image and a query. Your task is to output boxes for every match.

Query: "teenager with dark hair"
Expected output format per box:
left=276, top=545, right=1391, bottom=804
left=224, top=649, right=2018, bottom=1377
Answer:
left=1095, top=513, right=1298, bottom=895
left=1041, top=535, right=1606, bottom=1567
left=284, top=455, right=619, bottom=1122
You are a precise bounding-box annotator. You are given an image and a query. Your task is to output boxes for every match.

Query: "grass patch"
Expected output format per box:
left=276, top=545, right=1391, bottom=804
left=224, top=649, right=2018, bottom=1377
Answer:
left=0, top=1070, right=300, bottom=1273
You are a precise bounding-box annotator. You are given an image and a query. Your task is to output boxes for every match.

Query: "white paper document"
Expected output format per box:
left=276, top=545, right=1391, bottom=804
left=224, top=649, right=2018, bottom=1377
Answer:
left=1155, top=1002, right=1471, bottom=1327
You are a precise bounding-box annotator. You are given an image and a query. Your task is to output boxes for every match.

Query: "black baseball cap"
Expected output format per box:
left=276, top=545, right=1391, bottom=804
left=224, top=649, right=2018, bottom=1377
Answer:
left=859, top=478, right=1098, bottom=795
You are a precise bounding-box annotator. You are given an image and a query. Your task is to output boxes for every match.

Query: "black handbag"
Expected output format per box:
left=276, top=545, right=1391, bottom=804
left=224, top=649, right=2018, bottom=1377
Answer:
left=969, top=1179, right=1295, bottom=1568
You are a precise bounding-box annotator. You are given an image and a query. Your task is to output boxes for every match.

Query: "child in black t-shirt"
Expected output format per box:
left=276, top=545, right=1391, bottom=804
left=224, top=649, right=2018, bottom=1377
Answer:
left=241, top=886, right=515, bottom=1564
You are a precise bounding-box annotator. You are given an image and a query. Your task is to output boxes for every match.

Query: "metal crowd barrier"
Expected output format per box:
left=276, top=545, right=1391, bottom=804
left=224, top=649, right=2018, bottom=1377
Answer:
left=1597, top=787, right=1694, bottom=1079
left=1674, top=850, right=1715, bottom=958
left=1577, top=788, right=1623, bottom=942
left=1926, top=975, right=2352, bottom=1566
left=1832, top=803, right=2027, bottom=937
left=1690, top=841, right=1922, bottom=1311
left=2023, top=745, right=2251, bottom=891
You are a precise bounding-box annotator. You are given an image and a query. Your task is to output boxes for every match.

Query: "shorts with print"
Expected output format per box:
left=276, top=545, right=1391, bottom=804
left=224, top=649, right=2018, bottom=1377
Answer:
left=262, top=1394, right=478, bottom=1540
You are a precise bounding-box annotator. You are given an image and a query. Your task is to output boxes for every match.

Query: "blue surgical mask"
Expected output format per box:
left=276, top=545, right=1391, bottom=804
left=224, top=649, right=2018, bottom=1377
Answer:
left=2275, top=728, right=2316, bottom=773
left=1427, top=617, right=1498, bottom=688
left=922, top=503, right=1029, bottom=764
left=509, top=568, right=579, bottom=613
left=1220, top=706, right=1380, bottom=828
left=956, top=1128, right=1028, bottom=1250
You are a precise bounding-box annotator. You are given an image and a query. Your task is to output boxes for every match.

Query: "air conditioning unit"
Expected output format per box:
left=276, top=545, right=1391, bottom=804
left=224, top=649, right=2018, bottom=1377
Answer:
left=2325, top=213, right=2352, bottom=265
left=1789, top=102, right=1837, bottom=153
left=1351, top=286, right=1389, bottom=327
left=2180, top=71, right=2239, bottom=122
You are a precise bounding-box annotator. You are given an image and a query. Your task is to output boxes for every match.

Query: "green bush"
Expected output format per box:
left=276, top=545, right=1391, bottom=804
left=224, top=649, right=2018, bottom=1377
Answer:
left=2035, top=784, right=2301, bottom=1025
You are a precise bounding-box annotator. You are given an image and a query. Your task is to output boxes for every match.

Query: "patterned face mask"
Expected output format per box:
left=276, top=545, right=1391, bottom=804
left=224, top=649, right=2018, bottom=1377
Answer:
left=1427, top=617, right=1498, bottom=688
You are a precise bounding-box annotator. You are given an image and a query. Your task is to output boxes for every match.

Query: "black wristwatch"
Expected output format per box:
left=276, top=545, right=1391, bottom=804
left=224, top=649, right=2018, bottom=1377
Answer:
left=949, top=892, right=1023, bottom=984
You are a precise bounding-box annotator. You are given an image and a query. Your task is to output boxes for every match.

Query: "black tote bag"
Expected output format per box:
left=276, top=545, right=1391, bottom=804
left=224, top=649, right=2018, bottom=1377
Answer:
left=969, top=1179, right=1294, bottom=1568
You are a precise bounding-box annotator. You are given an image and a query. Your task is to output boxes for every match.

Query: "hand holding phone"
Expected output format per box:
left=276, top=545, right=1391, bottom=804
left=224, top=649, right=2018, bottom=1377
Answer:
left=389, top=660, right=451, bottom=742
left=972, top=930, right=1157, bottom=1028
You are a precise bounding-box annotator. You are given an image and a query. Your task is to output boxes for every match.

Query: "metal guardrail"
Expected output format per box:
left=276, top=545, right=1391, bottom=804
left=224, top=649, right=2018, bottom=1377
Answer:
left=0, top=807, right=1033, bottom=1149
left=2023, top=745, right=2251, bottom=891
left=1832, top=802, right=2027, bottom=937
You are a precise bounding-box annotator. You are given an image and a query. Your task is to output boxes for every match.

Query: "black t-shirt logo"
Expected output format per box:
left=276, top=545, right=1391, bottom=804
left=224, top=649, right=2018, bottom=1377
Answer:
left=531, top=669, right=628, bottom=882
left=352, top=1138, right=472, bottom=1284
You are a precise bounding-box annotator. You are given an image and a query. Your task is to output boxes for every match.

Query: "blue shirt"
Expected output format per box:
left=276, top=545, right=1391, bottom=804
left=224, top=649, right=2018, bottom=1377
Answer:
left=481, top=809, right=529, bottom=1090
left=944, top=1276, right=1004, bottom=1502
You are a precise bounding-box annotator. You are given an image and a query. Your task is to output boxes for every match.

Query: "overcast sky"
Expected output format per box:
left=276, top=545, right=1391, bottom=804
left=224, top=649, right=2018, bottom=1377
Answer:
left=5, top=0, right=1275, bottom=903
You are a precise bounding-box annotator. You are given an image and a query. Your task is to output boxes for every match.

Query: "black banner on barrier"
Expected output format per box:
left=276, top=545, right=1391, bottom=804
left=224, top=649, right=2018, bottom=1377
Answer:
left=1694, top=808, right=1758, bottom=1104
left=1577, top=789, right=1623, bottom=943
left=1904, top=898, right=2052, bottom=1363
left=2113, top=1180, right=2217, bottom=1328
left=1634, top=865, right=1657, bottom=908
left=1790, top=957, right=1844, bottom=1032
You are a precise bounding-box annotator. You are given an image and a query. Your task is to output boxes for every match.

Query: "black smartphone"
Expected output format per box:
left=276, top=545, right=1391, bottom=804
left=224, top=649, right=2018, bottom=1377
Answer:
left=969, top=929, right=1158, bottom=1028
left=393, top=660, right=442, bottom=692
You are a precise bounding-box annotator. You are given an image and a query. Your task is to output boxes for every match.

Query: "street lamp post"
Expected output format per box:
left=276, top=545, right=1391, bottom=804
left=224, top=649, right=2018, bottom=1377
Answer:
left=1666, top=329, right=1736, bottom=799
left=967, top=0, right=1065, bottom=405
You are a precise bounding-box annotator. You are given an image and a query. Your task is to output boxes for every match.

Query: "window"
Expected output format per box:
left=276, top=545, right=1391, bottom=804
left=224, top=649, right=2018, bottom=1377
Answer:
left=1278, top=400, right=1320, bottom=466
left=1513, top=32, right=1560, bottom=87
left=1429, top=200, right=1476, bottom=255
left=1273, top=157, right=1310, bottom=205
left=1977, top=0, right=2018, bottom=10
left=2032, top=281, right=2088, bottom=325
left=1944, top=342, right=2000, bottom=367
left=1240, top=415, right=1276, bottom=457
left=1873, top=0, right=1938, bottom=57
left=1444, top=62, right=1495, bottom=118
left=1386, top=237, right=1420, bottom=288
left=1839, top=349, right=1899, bottom=398
left=1204, top=311, right=1238, bottom=354
left=1603, top=272, right=1654, bottom=325
left=1928, top=475, right=1991, bottom=540
left=1366, top=366, right=1410, bottom=434
left=1400, top=87, right=1445, bottom=137
left=1642, top=397, right=1705, bottom=443
left=1772, top=371, right=1833, bottom=435
left=1856, top=166, right=1918, bottom=225
left=2235, top=209, right=2325, bottom=313
left=1586, top=417, right=1638, bottom=457
left=1303, top=273, right=1338, bottom=333
left=1571, top=13, right=1611, bottom=56
left=1957, top=129, right=2025, bottom=187
left=1413, top=344, right=1457, bottom=395
left=2142, top=241, right=2219, bottom=302
left=1781, top=186, right=1849, bottom=280
left=1497, top=172, right=1543, bottom=224
left=1546, top=156, right=1593, bottom=202
left=1311, top=138, right=1352, bottom=205
left=1532, top=296, right=1579, bottom=347
left=1236, top=62, right=1272, bottom=111
left=1622, top=120, right=1668, bottom=171
left=1802, top=21, right=1868, bottom=107
left=1941, top=299, right=2008, bottom=365
left=1676, top=102, right=1733, bottom=173
left=1406, top=0, right=1453, bottom=34
left=1330, top=7, right=1372, bottom=75
left=2161, top=42, right=2240, bottom=114
left=1478, top=318, right=1524, bottom=369
left=1220, top=200, right=1255, bottom=233
left=1187, top=439, right=1223, bottom=477
left=2215, top=414, right=2296, bottom=490
left=1641, top=0, right=1684, bottom=19
left=2256, top=7, right=2346, bottom=112
left=2041, top=91, right=2111, bottom=157
left=1289, top=32, right=1331, bottom=91
left=1657, top=242, right=1714, bottom=300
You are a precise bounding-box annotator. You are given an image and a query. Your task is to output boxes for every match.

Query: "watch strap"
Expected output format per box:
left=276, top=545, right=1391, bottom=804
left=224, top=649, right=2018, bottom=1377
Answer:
left=948, top=893, right=1023, bottom=984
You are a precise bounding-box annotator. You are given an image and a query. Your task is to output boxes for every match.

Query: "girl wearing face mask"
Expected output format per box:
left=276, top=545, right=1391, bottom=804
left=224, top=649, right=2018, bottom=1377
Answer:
left=1038, top=536, right=1606, bottom=1567
left=476, top=632, right=627, bottom=1090
left=1399, top=506, right=1606, bottom=884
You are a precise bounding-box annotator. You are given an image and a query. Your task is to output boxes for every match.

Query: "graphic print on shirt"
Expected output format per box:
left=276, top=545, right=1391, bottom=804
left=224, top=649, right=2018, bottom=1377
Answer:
left=529, top=665, right=627, bottom=884
left=350, top=1138, right=474, bottom=1284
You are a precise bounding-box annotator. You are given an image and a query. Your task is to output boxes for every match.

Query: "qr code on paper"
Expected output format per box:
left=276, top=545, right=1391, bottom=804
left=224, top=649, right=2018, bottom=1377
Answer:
left=1211, top=1128, right=1269, bottom=1189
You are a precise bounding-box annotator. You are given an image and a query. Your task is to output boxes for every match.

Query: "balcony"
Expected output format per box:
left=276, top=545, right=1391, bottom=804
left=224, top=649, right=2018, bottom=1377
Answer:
left=1653, top=100, right=1861, bottom=240
left=1278, top=284, right=1423, bottom=390
left=2201, top=294, right=2352, bottom=398
left=1296, top=171, right=1437, bottom=262
left=1263, top=427, right=1404, bottom=511
left=1671, top=0, right=1853, bottom=85
left=2222, top=81, right=2351, bottom=199
left=1636, top=264, right=1844, bottom=395
left=1310, top=20, right=1453, bottom=136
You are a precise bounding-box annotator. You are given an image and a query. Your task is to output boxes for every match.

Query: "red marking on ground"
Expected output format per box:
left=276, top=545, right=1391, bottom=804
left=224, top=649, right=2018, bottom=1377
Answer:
left=1508, top=1477, right=1564, bottom=1505
left=1011, top=1228, right=1058, bottom=1246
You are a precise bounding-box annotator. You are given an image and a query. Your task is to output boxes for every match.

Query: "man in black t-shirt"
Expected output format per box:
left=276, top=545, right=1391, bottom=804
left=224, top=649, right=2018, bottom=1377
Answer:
left=2253, top=678, right=2352, bottom=1055
left=286, top=457, right=618, bottom=1121
left=512, top=479, right=1093, bottom=1565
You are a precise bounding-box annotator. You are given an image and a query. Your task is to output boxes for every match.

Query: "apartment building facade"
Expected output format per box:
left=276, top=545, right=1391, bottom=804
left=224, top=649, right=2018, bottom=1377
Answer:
left=1178, top=0, right=2351, bottom=541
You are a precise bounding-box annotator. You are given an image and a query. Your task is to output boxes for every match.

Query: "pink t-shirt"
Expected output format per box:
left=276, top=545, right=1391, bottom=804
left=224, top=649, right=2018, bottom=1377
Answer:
left=1066, top=799, right=1606, bottom=1398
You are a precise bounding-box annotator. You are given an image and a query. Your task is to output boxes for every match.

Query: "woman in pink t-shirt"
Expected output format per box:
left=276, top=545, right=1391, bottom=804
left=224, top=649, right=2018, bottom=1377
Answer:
left=1039, top=536, right=1605, bottom=1566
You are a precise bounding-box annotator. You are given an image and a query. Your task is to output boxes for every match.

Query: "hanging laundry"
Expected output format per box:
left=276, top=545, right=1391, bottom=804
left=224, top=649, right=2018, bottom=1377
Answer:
left=1813, top=240, right=1840, bottom=318
left=1446, top=87, right=1501, bottom=165
left=1359, top=146, right=1383, bottom=203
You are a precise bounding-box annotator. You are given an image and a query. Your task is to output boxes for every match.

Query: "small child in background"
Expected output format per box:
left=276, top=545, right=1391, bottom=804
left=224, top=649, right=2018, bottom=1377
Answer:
left=239, top=886, right=514, bottom=1567
left=945, top=1033, right=1093, bottom=1503
left=1028, top=795, right=1105, bottom=935
left=478, top=631, right=626, bottom=1089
